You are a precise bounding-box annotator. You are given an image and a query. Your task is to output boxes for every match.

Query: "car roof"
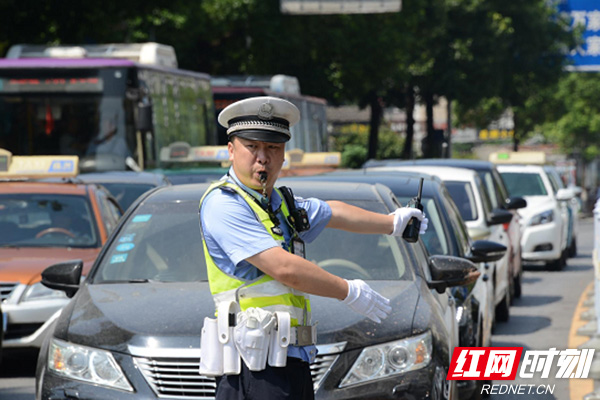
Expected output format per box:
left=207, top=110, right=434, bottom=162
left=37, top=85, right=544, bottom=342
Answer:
left=496, top=164, right=545, bottom=173
left=143, top=180, right=392, bottom=204
left=364, top=158, right=497, bottom=171
left=0, top=180, right=93, bottom=195
left=281, top=170, right=443, bottom=199
left=77, top=171, right=170, bottom=186
left=368, top=165, right=478, bottom=182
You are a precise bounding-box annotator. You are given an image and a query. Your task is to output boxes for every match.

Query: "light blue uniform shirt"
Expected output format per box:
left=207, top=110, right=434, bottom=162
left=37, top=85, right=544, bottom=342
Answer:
left=200, top=169, right=332, bottom=363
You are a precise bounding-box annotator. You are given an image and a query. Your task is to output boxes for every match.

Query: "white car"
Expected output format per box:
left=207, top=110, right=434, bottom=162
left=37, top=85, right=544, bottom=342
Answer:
left=543, top=165, right=579, bottom=257
left=369, top=165, right=514, bottom=322
left=497, top=164, right=576, bottom=270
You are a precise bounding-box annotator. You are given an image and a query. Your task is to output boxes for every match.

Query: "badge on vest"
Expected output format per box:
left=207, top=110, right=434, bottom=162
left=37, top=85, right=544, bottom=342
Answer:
left=291, top=238, right=305, bottom=258
left=271, top=226, right=283, bottom=236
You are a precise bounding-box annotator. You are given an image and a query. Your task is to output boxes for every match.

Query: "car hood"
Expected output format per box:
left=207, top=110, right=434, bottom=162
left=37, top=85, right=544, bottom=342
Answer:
left=518, top=196, right=556, bottom=219
left=59, top=280, right=419, bottom=354
left=0, top=247, right=99, bottom=284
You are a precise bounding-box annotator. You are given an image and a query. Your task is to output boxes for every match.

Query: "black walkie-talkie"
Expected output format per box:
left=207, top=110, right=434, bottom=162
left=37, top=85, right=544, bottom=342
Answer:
left=402, top=177, right=424, bottom=243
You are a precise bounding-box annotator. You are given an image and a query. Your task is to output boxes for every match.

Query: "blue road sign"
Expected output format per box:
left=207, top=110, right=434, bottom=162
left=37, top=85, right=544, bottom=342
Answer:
left=559, top=0, right=600, bottom=71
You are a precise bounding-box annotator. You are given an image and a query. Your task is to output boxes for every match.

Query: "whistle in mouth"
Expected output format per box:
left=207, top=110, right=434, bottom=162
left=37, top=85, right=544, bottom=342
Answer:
left=259, top=172, right=268, bottom=183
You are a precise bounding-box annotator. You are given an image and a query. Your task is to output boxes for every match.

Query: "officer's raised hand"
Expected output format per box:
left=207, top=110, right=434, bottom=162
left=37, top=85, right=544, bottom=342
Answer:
left=342, top=279, right=392, bottom=323
left=389, top=207, right=429, bottom=235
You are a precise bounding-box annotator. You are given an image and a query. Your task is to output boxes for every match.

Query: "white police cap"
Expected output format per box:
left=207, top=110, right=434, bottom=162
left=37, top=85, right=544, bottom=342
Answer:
left=218, top=96, right=300, bottom=143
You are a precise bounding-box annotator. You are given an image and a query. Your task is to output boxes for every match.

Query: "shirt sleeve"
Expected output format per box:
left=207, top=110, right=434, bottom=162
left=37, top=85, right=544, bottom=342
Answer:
left=201, top=189, right=279, bottom=266
left=295, top=196, right=332, bottom=243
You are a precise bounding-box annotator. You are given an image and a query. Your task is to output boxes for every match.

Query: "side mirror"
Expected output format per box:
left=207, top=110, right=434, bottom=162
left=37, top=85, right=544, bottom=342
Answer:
left=506, top=196, right=527, bottom=210
left=556, top=188, right=575, bottom=201
left=466, top=240, right=507, bottom=263
left=488, top=208, right=513, bottom=226
left=41, top=259, right=83, bottom=299
left=135, top=103, right=153, bottom=132
left=427, top=255, right=480, bottom=294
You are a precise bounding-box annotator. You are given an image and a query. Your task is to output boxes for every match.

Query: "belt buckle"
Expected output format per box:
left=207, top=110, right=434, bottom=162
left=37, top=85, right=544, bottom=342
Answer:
left=295, top=325, right=316, bottom=346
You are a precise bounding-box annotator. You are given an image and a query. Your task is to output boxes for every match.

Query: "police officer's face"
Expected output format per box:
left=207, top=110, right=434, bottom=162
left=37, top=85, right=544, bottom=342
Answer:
left=228, top=137, right=285, bottom=192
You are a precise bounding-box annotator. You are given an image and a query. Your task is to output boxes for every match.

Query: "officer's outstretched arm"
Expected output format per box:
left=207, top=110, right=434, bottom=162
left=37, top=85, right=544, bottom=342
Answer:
left=247, top=247, right=349, bottom=299
left=326, top=200, right=427, bottom=236
left=247, top=247, right=391, bottom=323
left=327, top=200, right=398, bottom=233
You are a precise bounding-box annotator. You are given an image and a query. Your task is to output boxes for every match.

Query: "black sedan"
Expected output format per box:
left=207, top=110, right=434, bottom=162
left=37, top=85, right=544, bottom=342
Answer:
left=36, top=181, right=494, bottom=399
left=282, top=171, right=508, bottom=399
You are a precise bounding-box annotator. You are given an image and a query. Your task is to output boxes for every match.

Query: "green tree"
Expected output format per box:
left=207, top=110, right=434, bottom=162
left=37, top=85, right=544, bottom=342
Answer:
left=452, top=0, right=577, bottom=151
left=541, top=73, right=600, bottom=161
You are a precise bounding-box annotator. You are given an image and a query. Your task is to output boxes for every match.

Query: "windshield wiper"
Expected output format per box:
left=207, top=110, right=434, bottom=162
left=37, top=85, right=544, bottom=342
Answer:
left=98, top=279, right=152, bottom=284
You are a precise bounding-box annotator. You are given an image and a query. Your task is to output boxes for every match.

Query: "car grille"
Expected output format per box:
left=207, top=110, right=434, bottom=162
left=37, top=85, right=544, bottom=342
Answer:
left=134, top=342, right=346, bottom=399
left=0, top=282, right=18, bottom=301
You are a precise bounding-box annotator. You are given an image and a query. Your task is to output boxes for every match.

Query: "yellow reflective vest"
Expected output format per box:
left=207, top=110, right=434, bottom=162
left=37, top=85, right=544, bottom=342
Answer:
left=199, top=180, right=311, bottom=327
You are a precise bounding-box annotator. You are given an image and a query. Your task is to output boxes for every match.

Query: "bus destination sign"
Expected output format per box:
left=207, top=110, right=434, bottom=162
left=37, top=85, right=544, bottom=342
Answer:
left=0, top=77, right=103, bottom=93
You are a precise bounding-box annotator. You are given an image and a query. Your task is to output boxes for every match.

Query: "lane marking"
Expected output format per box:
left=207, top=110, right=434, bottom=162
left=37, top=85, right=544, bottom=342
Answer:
left=569, top=280, right=595, bottom=400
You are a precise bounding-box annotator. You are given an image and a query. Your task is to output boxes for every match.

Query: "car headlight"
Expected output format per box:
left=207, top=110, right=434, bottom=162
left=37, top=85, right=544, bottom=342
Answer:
left=48, top=338, right=133, bottom=392
left=21, top=282, right=68, bottom=302
left=339, top=331, right=432, bottom=388
left=529, top=210, right=553, bottom=226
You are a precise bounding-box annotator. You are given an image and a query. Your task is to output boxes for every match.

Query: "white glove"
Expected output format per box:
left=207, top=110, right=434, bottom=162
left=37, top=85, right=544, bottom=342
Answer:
left=389, top=207, right=427, bottom=236
left=342, top=279, right=392, bottom=323
left=419, top=216, right=429, bottom=234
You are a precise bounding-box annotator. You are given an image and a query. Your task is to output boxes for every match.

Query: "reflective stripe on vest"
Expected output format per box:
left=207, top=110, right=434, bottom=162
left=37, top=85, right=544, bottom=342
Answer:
left=199, top=180, right=311, bottom=327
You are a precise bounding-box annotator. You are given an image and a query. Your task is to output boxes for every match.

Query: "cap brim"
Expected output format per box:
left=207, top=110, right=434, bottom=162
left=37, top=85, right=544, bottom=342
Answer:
left=230, top=130, right=290, bottom=143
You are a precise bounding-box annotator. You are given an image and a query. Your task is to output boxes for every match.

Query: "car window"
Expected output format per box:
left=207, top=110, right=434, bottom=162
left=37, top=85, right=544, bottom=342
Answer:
left=445, top=181, right=479, bottom=221
left=93, top=198, right=411, bottom=283
left=96, top=190, right=121, bottom=235
left=479, top=171, right=500, bottom=209
left=500, top=172, right=548, bottom=197
left=100, top=182, right=155, bottom=211
left=439, top=186, right=471, bottom=257
left=396, top=196, right=448, bottom=256
left=545, top=170, right=561, bottom=194
left=0, top=194, right=98, bottom=248
left=93, top=200, right=206, bottom=283
left=492, top=170, right=510, bottom=204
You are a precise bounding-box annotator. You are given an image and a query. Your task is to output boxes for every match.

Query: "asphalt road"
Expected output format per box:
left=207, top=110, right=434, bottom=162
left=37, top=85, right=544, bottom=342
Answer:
left=0, top=217, right=596, bottom=400
left=490, top=215, right=596, bottom=400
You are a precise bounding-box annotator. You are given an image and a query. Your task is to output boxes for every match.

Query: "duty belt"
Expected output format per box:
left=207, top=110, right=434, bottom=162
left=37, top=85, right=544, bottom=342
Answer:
left=290, top=325, right=317, bottom=346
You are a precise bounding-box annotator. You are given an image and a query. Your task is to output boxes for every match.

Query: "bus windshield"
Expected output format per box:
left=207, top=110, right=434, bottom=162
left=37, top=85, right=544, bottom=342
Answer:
left=0, top=66, right=136, bottom=171
left=0, top=57, right=217, bottom=172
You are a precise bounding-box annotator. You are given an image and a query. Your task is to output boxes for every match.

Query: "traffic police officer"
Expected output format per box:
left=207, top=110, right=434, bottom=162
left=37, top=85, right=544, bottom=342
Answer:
left=199, top=96, right=427, bottom=400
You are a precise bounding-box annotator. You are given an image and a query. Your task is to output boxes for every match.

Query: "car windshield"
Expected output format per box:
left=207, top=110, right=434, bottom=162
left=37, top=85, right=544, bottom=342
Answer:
left=500, top=172, right=548, bottom=197
left=98, top=182, right=155, bottom=211
left=396, top=196, right=448, bottom=256
left=444, top=181, right=479, bottom=222
left=93, top=198, right=410, bottom=283
left=0, top=194, right=98, bottom=248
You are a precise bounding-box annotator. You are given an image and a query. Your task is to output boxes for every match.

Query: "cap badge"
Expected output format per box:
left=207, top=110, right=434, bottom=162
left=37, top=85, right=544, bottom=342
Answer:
left=257, top=103, right=274, bottom=120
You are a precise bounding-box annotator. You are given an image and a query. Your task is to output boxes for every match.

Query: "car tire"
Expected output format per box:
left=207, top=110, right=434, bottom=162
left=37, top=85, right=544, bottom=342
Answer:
left=568, top=237, right=577, bottom=258
left=495, top=292, right=510, bottom=322
left=547, top=252, right=566, bottom=271
left=513, top=271, right=522, bottom=299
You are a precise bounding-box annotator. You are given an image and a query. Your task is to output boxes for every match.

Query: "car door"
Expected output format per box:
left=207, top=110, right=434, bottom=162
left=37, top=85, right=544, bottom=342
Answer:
left=545, top=167, right=571, bottom=252
left=412, top=236, right=459, bottom=354
left=439, top=186, right=494, bottom=346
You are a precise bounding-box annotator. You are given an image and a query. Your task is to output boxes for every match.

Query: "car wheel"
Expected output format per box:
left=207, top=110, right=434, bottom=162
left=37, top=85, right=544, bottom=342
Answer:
left=568, top=237, right=577, bottom=258
left=513, top=271, right=522, bottom=299
left=547, top=252, right=566, bottom=271
left=495, top=292, right=510, bottom=322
